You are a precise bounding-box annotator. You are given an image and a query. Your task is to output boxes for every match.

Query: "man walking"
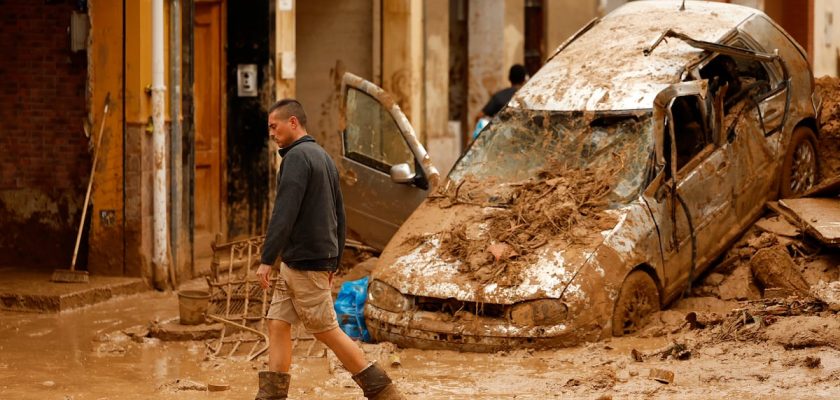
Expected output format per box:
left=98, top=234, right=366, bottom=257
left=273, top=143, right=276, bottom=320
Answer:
left=255, top=99, right=404, bottom=400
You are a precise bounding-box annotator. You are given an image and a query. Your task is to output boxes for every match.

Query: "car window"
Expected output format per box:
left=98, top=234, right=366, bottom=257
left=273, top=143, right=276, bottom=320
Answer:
left=344, top=87, right=416, bottom=174
left=669, top=95, right=710, bottom=171
left=449, top=109, right=654, bottom=206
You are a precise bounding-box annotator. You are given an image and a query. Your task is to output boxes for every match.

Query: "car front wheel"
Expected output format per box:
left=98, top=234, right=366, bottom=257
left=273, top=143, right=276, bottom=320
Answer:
left=780, top=126, right=818, bottom=198
left=612, top=270, right=660, bottom=337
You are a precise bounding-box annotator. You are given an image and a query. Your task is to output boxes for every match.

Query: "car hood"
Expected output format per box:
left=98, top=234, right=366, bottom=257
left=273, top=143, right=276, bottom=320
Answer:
left=373, top=200, right=633, bottom=305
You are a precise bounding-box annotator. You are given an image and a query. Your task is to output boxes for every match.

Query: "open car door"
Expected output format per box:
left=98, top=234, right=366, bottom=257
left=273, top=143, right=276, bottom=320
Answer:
left=339, top=72, right=439, bottom=251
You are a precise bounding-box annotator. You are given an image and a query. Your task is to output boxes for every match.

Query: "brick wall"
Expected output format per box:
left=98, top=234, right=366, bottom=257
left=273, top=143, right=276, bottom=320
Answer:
left=0, top=0, right=90, bottom=267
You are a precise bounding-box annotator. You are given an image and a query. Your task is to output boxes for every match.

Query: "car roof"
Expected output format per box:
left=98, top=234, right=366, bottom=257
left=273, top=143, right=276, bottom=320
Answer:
left=512, top=1, right=760, bottom=112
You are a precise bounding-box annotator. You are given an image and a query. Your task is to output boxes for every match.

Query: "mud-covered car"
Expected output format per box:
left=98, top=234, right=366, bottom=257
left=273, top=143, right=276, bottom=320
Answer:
left=341, top=1, right=821, bottom=351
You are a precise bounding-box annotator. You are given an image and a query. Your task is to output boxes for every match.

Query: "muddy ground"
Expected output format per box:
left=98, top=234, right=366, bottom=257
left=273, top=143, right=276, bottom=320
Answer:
left=2, top=288, right=839, bottom=400
left=2, top=78, right=840, bottom=400
left=3, top=224, right=839, bottom=399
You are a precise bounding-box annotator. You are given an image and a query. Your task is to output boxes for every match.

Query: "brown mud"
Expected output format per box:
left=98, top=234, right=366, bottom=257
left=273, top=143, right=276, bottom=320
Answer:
left=3, top=288, right=840, bottom=399
left=419, top=149, right=623, bottom=287
left=4, top=76, right=840, bottom=400
left=816, top=76, right=840, bottom=179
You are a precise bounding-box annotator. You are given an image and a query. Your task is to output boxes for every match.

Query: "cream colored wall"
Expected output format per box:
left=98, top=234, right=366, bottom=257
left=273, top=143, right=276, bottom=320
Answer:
left=813, top=0, right=839, bottom=77
left=296, top=0, right=373, bottom=156
left=468, top=0, right=528, bottom=128
left=424, top=0, right=461, bottom=175
left=468, top=0, right=506, bottom=126
left=504, top=0, right=525, bottom=70
left=544, top=0, right=599, bottom=56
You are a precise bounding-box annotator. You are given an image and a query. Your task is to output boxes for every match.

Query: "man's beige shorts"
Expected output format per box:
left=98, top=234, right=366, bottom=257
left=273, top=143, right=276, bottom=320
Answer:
left=266, top=262, right=338, bottom=334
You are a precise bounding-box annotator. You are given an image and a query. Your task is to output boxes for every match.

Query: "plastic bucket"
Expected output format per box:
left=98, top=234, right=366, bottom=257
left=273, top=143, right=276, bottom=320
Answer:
left=178, top=290, right=210, bottom=325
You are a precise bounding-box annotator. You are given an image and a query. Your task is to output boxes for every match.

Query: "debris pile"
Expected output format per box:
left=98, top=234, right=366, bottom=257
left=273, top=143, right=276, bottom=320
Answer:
left=432, top=157, right=622, bottom=285
left=711, top=297, right=829, bottom=342
left=691, top=205, right=838, bottom=302
left=810, top=280, right=840, bottom=311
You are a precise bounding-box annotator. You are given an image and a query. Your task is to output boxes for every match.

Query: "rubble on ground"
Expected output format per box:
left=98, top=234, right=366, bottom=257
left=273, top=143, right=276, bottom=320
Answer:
left=811, top=280, right=840, bottom=311
left=749, top=246, right=811, bottom=296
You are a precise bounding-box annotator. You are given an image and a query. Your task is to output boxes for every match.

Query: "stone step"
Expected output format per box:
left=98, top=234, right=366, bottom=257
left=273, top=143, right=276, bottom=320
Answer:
left=0, top=267, right=150, bottom=313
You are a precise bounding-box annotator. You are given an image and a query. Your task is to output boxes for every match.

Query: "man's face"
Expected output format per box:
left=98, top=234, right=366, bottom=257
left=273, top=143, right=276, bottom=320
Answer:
left=268, top=111, right=297, bottom=148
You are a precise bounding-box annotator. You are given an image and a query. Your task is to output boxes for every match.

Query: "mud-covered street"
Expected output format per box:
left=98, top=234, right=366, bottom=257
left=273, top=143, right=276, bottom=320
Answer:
left=5, top=1, right=840, bottom=398
left=2, top=285, right=840, bottom=399
left=4, top=77, right=840, bottom=399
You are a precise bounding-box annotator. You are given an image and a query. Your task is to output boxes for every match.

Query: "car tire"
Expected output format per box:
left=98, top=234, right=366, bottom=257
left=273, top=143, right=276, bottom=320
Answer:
left=611, top=270, right=660, bottom=337
left=780, top=126, right=819, bottom=198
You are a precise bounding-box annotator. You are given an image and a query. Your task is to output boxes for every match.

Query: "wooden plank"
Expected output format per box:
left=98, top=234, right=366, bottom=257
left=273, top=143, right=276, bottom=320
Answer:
left=778, top=198, right=840, bottom=246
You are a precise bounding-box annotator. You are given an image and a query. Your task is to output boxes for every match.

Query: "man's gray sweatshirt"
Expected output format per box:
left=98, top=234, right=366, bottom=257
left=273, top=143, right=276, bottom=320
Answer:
left=260, top=135, right=345, bottom=271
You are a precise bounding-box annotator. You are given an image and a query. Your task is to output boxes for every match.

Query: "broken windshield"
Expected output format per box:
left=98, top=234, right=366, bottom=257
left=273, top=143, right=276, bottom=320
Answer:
left=447, top=109, right=654, bottom=206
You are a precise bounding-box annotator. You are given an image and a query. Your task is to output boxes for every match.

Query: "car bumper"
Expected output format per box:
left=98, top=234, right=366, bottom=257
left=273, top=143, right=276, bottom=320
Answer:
left=364, top=304, right=603, bottom=352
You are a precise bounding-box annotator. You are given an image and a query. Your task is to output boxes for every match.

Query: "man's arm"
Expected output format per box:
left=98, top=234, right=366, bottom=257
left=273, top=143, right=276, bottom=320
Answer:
left=260, top=152, right=310, bottom=266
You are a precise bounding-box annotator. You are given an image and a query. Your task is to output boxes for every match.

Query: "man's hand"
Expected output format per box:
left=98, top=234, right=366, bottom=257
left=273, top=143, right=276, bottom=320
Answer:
left=256, top=263, right=273, bottom=289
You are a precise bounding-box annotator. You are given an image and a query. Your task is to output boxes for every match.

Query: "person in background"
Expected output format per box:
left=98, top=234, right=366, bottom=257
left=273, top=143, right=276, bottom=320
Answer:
left=472, top=64, right=528, bottom=138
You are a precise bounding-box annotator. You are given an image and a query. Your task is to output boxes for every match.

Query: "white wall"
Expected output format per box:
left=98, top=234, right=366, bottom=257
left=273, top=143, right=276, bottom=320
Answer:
left=544, top=0, right=599, bottom=55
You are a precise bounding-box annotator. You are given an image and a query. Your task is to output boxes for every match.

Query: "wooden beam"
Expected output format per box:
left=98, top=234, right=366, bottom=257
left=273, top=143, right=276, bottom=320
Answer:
left=88, top=0, right=126, bottom=275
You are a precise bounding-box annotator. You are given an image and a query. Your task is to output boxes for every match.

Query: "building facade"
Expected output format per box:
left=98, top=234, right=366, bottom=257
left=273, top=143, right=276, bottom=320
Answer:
left=2, top=0, right=834, bottom=289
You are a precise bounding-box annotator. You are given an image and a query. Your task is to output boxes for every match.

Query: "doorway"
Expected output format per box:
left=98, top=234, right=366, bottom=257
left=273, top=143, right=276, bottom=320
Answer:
left=193, top=0, right=226, bottom=267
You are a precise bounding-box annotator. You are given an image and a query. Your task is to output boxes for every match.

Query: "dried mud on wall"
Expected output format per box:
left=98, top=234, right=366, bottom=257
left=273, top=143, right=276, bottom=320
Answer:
left=0, top=189, right=84, bottom=267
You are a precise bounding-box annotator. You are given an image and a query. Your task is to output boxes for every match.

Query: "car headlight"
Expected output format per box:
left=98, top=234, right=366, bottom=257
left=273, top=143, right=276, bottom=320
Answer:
left=509, top=299, right=568, bottom=326
left=368, top=280, right=413, bottom=313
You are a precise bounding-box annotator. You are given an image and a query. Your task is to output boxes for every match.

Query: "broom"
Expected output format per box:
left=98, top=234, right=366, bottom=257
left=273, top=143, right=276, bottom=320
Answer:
left=52, top=93, right=111, bottom=283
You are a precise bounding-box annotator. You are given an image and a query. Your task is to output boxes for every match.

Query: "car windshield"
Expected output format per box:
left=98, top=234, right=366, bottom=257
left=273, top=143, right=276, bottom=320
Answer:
left=447, top=109, right=655, bottom=206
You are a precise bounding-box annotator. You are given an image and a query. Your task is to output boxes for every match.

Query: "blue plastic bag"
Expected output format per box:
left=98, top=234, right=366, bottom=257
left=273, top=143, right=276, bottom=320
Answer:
left=472, top=117, right=490, bottom=139
left=334, top=276, right=371, bottom=342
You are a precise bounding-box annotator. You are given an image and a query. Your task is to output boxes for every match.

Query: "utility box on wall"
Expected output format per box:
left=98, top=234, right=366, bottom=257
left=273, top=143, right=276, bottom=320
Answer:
left=237, top=64, right=258, bottom=97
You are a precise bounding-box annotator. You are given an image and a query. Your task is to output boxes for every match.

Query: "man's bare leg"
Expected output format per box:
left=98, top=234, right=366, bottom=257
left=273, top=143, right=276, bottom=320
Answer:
left=267, top=319, right=293, bottom=372
left=313, top=327, right=367, bottom=374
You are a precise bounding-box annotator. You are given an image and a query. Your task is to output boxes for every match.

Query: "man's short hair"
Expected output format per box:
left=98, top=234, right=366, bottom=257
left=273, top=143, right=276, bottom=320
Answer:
left=269, top=99, right=308, bottom=129
left=508, top=64, right=527, bottom=85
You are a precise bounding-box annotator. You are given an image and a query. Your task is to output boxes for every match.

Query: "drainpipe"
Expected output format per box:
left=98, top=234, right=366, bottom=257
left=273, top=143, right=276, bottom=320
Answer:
left=169, top=0, right=182, bottom=287
left=152, top=0, right=170, bottom=290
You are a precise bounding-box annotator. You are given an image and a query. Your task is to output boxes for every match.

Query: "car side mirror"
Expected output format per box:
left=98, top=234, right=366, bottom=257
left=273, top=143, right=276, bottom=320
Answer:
left=389, top=163, right=415, bottom=184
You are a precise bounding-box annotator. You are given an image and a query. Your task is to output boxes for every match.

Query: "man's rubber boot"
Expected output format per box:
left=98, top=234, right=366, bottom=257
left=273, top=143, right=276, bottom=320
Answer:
left=352, top=362, right=406, bottom=400
left=255, top=371, right=290, bottom=400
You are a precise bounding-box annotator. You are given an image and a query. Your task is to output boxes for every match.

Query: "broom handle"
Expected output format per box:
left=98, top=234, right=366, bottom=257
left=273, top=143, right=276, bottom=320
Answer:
left=71, top=94, right=110, bottom=270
